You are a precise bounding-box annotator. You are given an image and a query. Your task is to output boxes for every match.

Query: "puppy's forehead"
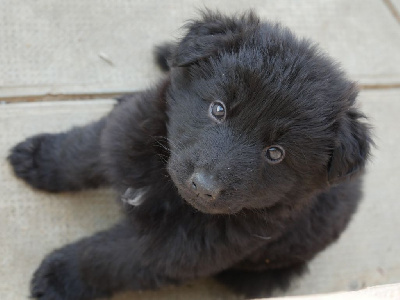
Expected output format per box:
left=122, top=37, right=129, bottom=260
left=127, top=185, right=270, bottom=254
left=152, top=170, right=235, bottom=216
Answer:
left=185, top=22, right=356, bottom=142
left=194, top=50, right=314, bottom=115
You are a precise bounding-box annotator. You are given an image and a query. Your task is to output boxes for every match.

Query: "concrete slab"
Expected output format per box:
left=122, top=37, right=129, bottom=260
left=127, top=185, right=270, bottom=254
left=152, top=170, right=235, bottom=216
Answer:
left=1, top=0, right=400, bottom=99
left=0, top=89, right=399, bottom=300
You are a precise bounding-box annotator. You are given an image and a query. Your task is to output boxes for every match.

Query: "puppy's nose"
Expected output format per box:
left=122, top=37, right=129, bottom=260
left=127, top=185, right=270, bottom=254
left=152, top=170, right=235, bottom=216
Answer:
left=189, top=171, right=222, bottom=200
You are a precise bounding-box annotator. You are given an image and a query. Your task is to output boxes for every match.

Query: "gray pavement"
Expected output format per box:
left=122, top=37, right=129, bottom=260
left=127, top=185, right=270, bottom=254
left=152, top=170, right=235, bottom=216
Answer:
left=0, top=0, right=399, bottom=100
left=1, top=1, right=400, bottom=299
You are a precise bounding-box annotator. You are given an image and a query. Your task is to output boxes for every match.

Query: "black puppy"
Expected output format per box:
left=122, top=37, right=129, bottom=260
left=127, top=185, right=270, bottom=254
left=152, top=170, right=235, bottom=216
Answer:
left=9, top=11, right=371, bottom=300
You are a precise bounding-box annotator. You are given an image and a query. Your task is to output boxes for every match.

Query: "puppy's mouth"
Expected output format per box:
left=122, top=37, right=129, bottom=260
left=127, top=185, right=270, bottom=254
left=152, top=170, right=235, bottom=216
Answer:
left=177, top=186, right=242, bottom=215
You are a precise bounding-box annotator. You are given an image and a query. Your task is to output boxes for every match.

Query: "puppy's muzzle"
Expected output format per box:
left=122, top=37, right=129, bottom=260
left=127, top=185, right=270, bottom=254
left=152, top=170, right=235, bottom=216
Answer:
left=188, top=171, right=222, bottom=200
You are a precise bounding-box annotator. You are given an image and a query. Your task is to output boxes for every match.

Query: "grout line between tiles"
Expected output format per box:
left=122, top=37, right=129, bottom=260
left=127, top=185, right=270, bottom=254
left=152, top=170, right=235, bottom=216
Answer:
left=383, top=0, right=400, bottom=25
left=1, top=85, right=400, bottom=104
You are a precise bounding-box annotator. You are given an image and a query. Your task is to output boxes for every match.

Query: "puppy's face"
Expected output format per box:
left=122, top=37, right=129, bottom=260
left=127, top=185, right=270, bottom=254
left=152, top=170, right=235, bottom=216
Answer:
left=165, top=12, right=370, bottom=215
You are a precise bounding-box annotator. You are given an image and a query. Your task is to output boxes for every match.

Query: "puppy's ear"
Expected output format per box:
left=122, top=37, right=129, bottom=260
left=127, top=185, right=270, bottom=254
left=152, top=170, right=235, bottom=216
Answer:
left=154, top=43, right=175, bottom=72
left=328, top=109, right=372, bottom=184
left=172, top=29, right=233, bottom=67
left=171, top=11, right=259, bottom=67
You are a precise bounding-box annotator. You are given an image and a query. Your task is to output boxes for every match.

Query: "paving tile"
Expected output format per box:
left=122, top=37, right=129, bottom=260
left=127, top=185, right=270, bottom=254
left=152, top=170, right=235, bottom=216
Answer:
left=1, top=0, right=399, bottom=99
left=1, top=88, right=399, bottom=299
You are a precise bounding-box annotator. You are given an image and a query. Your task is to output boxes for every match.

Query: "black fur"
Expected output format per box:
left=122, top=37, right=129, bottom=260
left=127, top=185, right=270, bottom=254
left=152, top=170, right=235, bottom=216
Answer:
left=8, top=11, right=372, bottom=300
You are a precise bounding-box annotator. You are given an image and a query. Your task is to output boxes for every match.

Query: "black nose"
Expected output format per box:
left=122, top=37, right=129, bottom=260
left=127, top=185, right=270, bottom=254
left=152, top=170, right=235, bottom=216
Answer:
left=189, top=171, right=222, bottom=200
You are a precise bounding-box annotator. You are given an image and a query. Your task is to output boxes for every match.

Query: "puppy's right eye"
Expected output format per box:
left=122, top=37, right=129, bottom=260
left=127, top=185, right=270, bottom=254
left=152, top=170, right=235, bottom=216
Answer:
left=264, top=145, right=285, bottom=164
left=209, top=101, right=226, bottom=122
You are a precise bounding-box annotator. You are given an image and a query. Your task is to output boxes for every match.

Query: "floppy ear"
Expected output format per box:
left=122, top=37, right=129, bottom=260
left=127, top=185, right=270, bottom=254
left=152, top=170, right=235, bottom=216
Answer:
left=328, top=109, right=372, bottom=184
left=172, top=31, right=234, bottom=67
left=170, top=11, right=259, bottom=67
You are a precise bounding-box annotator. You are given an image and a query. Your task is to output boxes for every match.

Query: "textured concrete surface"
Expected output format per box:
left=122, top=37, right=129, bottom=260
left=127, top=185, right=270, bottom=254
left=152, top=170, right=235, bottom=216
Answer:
left=1, top=1, right=400, bottom=300
left=1, top=0, right=400, bottom=99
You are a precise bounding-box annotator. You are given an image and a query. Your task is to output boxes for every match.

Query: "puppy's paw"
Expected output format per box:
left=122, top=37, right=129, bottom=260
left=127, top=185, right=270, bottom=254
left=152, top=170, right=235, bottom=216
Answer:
left=31, top=252, right=74, bottom=300
left=8, top=134, right=62, bottom=192
left=31, top=251, right=100, bottom=300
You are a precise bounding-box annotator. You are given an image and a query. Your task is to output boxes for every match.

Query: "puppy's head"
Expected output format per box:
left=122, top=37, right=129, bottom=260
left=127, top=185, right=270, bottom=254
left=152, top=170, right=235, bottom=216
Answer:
left=165, top=11, right=372, bottom=214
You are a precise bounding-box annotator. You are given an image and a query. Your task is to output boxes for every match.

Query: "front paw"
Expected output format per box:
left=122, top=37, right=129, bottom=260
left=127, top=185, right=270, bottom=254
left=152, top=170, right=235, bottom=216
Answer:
left=8, top=134, right=62, bottom=192
left=31, top=251, right=99, bottom=300
left=31, top=251, right=73, bottom=300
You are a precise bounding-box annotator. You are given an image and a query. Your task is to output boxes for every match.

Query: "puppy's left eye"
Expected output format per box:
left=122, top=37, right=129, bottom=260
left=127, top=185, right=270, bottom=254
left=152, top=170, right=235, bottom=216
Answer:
left=209, top=101, right=226, bottom=122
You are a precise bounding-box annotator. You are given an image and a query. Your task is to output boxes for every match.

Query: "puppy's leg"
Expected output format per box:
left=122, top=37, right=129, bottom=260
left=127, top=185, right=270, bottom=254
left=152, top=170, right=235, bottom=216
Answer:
left=8, top=117, right=108, bottom=192
left=30, top=221, right=137, bottom=300
left=30, top=217, right=266, bottom=300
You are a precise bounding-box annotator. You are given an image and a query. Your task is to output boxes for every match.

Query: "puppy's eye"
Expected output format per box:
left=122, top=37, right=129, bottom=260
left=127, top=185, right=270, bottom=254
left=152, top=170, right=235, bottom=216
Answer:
left=264, top=145, right=285, bottom=164
left=209, top=101, right=226, bottom=122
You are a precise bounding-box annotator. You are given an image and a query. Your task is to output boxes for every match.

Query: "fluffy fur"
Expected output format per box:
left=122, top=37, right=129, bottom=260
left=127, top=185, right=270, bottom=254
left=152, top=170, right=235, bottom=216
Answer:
left=8, top=11, right=372, bottom=300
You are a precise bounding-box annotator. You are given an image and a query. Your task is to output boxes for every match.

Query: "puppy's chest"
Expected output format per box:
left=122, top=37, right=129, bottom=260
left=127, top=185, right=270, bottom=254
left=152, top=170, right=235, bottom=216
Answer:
left=231, top=246, right=297, bottom=271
